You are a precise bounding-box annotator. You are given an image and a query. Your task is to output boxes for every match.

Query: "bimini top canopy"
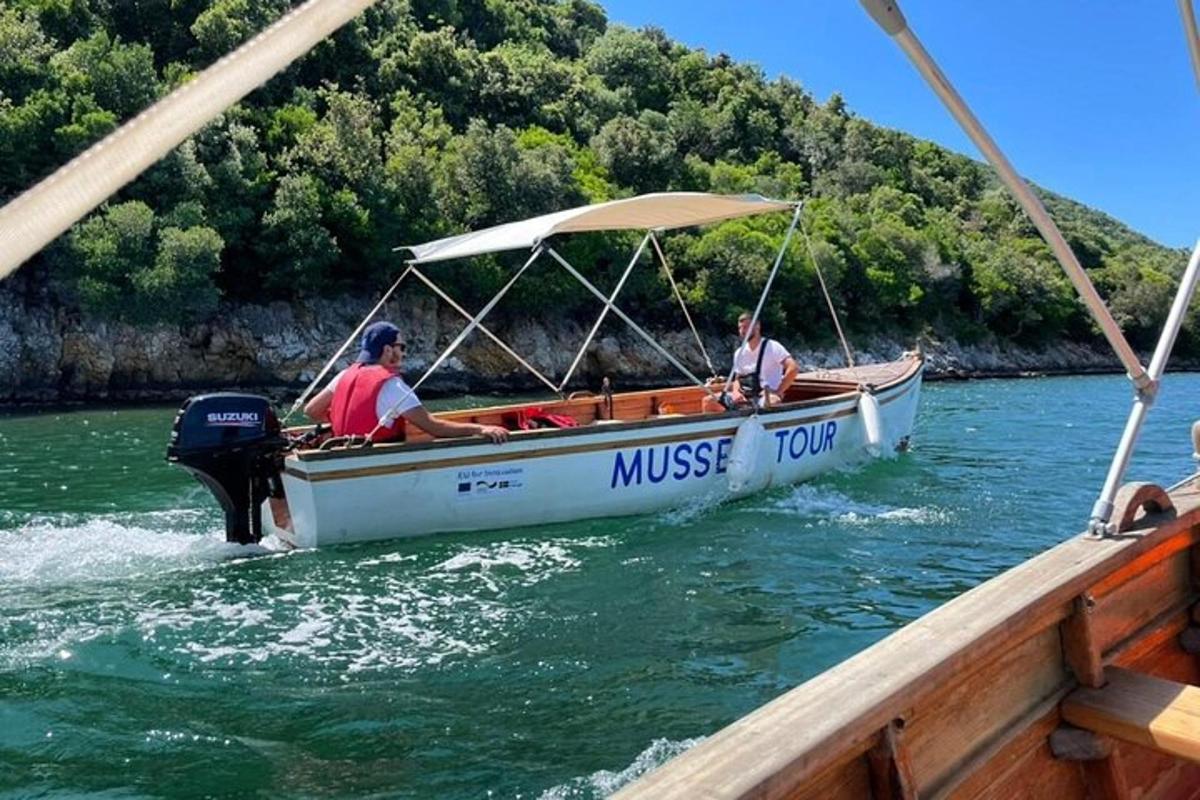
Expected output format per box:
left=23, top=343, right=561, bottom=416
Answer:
left=404, top=192, right=796, bottom=264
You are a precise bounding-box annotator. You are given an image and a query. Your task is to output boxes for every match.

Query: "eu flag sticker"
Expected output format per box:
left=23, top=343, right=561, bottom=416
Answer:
left=457, top=482, right=471, bottom=494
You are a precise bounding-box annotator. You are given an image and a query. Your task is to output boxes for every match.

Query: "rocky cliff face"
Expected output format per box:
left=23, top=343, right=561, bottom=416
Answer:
left=0, top=275, right=1142, bottom=406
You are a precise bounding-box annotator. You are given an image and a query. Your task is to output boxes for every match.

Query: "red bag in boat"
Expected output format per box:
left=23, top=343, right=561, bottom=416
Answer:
left=502, top=406, right=578, bottom=431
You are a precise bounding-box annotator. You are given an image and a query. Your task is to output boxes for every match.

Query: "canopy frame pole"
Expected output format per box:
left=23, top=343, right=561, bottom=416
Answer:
left=282, top=265, right=412, bottom=425
left=1089, top=239, right=1200, bottom=532
left=557, top=233, right=652, bottom=392
left=545, top=247, right=709, bottom=390
left=722, top=204, right=804, bottom=401
left=649, top=232, right=718, bottom=377
left=1179, top=0, right=1200, bottom=91
left=858, top=0, right=1149, bottom=392
left=409, top=267, right=560, bottom=396
left=364, top=246, right=543, bottom=442
left=799, top=210, right=856, bottom=369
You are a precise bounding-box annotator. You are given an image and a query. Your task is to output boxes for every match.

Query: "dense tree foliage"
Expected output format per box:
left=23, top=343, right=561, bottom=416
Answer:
left=2, top=0, right=1191, bottom=354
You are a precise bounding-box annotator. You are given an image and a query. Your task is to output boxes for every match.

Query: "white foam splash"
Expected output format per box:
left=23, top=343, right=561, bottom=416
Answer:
left=357, top=551, right=419, bottom=567
left=655, top=489, right=727, bottom=526
left=754, top=484, right=951, bottom=527
left=130, top=535, right=618, bottom=675
left=0, top=511, right=271, bottom=589
left=0, top=523, right=614, bottom=674
left=538, top=737, right=704, bottom=799
left=435, top=537, right=614, bottom=593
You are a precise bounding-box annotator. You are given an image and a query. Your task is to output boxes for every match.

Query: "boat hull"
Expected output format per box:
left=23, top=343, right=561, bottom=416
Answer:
left=270, top=361, right=922, bottom=547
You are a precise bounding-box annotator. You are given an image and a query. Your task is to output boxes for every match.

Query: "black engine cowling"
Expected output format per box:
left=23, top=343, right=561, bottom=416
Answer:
left=166, top=393, right=287, bottom=544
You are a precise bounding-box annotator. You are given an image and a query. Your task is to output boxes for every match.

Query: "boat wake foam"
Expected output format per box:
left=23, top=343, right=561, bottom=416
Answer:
left=655, top=490, right=727, bottom=526
left=128, top=535, right=617, bottom=676
left=433, top=536, right=614, bottom=592
left=538, top=737, right=704, bottom=799
left=753, top=484, right=952, bottom=527
left=0, top=510, right=275, bottom=590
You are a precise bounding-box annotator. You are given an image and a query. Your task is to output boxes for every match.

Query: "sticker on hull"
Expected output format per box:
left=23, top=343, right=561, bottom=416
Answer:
left=456, top=466, right=526, bottom=499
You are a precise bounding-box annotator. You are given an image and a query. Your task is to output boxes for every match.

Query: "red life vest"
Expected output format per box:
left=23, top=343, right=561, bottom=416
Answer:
left=329, top=363, right=407, bottom=442
left=501, top=406, right=579, bottom=430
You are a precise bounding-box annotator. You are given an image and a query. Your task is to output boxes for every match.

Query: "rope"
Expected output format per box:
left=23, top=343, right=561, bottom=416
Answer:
left=649, top=233, right=717, bottom=377
left=0, top=0, right=378, bottom=281
left=799, top=210, right=856, bottom=369
left=281, top=266, right=411, bottom=425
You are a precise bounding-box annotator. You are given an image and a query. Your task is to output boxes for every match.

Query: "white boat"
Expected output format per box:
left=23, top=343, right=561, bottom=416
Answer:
left=165, top=192, right=925, bottom=547
left=270, top=359, right=921, bottom=547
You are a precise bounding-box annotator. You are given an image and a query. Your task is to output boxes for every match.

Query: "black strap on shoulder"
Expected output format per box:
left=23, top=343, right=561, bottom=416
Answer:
left=754, top=338, right=772, bottom=399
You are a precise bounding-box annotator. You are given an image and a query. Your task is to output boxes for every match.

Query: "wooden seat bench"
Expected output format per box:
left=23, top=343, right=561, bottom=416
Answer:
left=1061, top=667, right=1200, bottom=763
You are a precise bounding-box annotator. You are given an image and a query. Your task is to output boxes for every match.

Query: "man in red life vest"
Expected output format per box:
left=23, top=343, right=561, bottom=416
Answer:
left=304, top=321, right=508, bottom=443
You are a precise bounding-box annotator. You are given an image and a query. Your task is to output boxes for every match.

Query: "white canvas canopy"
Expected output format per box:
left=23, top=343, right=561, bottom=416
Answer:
left=404, top=192, right=796, bottom=264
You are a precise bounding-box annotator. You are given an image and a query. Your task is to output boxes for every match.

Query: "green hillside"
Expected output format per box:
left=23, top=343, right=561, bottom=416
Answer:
left=1, top=0, right=1190, bottom=353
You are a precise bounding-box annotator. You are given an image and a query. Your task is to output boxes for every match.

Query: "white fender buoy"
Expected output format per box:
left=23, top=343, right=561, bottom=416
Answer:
left=859, top=389, right=883, bottom=457
left=728, top=416, right=769, bottom=494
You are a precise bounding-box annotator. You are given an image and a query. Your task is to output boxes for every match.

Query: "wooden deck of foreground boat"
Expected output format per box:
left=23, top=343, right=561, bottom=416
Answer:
left=614, top=479, right=1200, bottom=799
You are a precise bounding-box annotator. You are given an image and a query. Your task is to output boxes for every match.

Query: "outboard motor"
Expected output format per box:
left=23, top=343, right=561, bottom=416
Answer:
left=166, top=393, right=288, bottom=544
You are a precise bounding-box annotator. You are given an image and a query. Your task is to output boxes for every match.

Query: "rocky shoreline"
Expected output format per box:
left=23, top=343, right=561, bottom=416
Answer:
left=0, top=276, right=1184, bottom=408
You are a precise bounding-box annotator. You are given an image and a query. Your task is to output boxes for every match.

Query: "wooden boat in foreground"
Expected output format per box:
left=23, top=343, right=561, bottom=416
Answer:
left=614, top=479, right=1200, bottom=799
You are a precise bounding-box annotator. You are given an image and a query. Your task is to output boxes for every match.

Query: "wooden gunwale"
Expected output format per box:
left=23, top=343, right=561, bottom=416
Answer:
left=612, top=481, right=1200, bottom=800
left=1104, top=599, right=1193, bottom=669
left=290, top=356, right=922, bottom=464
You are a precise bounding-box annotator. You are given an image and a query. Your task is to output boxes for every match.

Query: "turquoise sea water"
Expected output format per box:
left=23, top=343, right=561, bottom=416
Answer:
left=2, top=374, right=1199, bottom=798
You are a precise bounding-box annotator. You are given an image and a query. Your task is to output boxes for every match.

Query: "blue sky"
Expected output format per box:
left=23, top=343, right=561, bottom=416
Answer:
left=598, top=1, right=1200, bottom=249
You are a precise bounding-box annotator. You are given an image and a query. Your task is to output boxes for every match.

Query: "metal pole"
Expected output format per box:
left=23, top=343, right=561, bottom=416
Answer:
left=1088, top=239, right=1200, bottom=532
left=724, top=204, right=804, bottom=388
left=545, top=248, right=709, bottom=389
left=409, top=267, right=560, bottom=395
left=857, top=0, right=1149, bottom=390
left=1179, top=0, right=1200, bottom=92
left=558, top=233, right=651, bottom=391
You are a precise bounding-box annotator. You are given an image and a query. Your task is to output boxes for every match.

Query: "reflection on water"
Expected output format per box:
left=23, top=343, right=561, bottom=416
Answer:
left=1, top=375, right=1199, bottom=798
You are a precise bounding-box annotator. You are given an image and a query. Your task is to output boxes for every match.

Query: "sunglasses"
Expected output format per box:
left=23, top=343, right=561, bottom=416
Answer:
left=389, top=341, right=407, bottom=353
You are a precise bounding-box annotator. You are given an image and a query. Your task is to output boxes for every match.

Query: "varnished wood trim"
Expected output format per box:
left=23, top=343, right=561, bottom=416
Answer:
left=1106, top=599, right=1194, bottom=668
left=1062, top=666, right=1200, bottom=763
left=939, top=697, right=1066, bottom=798
left=1062, top=593, right=1104, bottom=688
left=867, top=719, right=917, bottom=799
left=1091, top=532, right=1196, bottom=598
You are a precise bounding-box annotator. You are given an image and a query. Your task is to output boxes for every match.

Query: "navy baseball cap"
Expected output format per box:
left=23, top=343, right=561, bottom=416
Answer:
left=357, top=321, right=402, bottom=363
